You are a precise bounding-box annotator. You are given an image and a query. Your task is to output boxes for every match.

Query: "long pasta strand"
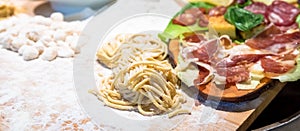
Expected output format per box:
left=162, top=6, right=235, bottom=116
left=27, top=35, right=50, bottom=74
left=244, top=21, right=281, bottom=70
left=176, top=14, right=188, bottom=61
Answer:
left=93, top=34, right=190, bottom=118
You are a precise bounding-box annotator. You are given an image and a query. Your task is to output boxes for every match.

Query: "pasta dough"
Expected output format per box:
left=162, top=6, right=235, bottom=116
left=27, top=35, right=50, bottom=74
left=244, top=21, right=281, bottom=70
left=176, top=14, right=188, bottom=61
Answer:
left=92, top=34, right=190, bottom=118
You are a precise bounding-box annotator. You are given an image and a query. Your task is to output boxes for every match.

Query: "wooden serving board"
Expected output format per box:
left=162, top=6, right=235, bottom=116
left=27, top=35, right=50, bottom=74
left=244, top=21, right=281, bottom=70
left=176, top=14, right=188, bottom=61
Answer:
left=198, top=78, right=272, bottom=102
left=169, top=39, right=276, bottom=102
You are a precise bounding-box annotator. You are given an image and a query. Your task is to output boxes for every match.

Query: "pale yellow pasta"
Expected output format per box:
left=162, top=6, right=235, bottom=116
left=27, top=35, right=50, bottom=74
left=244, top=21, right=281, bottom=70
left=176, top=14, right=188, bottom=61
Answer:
left=93, top=34, right=190, bottom=118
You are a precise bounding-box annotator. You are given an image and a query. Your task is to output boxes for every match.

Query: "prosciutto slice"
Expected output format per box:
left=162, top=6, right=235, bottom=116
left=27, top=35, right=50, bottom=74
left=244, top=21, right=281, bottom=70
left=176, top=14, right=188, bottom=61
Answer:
left=189, top=31, right=300, bottom=85
left=189, top=39, right=219, bottom=64
left=215, top=66, right=250, bottom=83
left=245, top=28, right=300, bottom=53
left=261, top=57, right=295, bottom=74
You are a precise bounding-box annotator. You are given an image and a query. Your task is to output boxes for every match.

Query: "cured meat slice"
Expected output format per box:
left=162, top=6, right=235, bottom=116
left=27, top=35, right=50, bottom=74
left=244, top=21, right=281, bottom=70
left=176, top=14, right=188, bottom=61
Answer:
left=208, top=6, right=227, bottom=16
left=267, top=1, right=300, bottom=26
left=253, top=25, right=282, bottom=38
left=215, top=66, right=250, bottom=84
left=245, top=2, right=268, bottom=16
left=261, top=57, right=295, bottom=74
left=194, top=66, right=211, bottom=85
left=172, top=7, right=208, bottom=27
left=172, top=13, right=196, bottom=26
left=213, top=54, right=268, bottom=84
left=198, top=14, right=209, bottom=27
left=244, top=2, right=269, bottom=23
left=189, top=39, right=219, bottom=64
left=246, top=32, right=300, bottom=51
left=183, top=34, right=206, bottom=43
left=216, top=54, right=267, bottom=68
left=184, top=8, right=209, bottom=27
left=185, top=8, right=206, bottom=18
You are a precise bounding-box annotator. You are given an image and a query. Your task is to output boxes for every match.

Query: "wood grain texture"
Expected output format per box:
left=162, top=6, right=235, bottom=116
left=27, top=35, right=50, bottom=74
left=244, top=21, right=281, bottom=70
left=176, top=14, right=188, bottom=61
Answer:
left=198, top=78, right=272, bottom=102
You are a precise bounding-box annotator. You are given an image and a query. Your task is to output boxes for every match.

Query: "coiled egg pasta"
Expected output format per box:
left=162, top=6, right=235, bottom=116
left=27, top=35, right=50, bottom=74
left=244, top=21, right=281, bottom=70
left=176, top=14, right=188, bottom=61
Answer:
left=92, top=34, right=190, bottom=118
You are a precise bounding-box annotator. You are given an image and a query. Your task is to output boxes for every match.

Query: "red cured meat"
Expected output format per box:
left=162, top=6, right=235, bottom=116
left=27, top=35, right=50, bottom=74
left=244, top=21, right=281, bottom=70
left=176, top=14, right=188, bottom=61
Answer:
left=246, top=32, right=300, bottom=51
left=261, top=57, right=295, bottom=74
left=172, top=13, right=196, bottom=26
left=267, top=1, right=300, bottom=26
left=216, top=54, right=268, bottom=68
left=208, top=6, right=227, bottom=16
left=245, top=2, right=269, bottom=23
left=190, top=39, right=219, bottom=64
left=183, top=34, right=206, bottom=43
left=194, top=66, right=211, bottom=85
left=216, top=66, right=250, bottom=84
left=185, top=8, right=206, bottom=18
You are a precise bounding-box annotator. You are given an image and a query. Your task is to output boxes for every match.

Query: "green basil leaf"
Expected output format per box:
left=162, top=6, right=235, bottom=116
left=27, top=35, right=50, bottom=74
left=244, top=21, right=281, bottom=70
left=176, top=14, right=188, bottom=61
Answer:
left=296, top=14, right=300, bottom=27
left=224, top=6, right=264, bottom=31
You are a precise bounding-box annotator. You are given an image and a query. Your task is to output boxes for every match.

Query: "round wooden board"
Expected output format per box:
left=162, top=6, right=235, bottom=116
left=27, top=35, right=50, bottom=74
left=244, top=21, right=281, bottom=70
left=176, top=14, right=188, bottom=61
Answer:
left=168, top=39, right=274, bottom=102
left=197, top=78, right=272, bottom=102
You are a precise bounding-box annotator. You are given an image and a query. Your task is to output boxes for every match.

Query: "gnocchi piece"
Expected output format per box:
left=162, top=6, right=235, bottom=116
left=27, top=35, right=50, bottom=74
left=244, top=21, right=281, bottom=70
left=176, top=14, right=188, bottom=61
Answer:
left=34, top=41, right=45, bottom=54
left=44, top=41, right=57, bottom=47
left=11, top=37, right=26, bottom=51
left=1, top=35, right=13, bottom=49
left=53, top=30, right=66, bottom=41
left=22, top=46, right=39, bottom=61
left=18, top=45, right=30, bottom=55
left=41, top=47, right=57, bottom=61
left=50, top=12, right=64, bottom=22
left=0, top=12, right=85, bottom=61
left=57, top=40, right=68, bottom=47
left=57, top=46, right=75, bottom=58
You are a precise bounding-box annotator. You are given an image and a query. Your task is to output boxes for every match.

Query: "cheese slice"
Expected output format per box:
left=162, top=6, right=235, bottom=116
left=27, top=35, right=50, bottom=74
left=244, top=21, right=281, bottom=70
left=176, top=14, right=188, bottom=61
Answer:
left=236, top=80, right=260, bottom=90
left=236, top=62, right=265, bottom=90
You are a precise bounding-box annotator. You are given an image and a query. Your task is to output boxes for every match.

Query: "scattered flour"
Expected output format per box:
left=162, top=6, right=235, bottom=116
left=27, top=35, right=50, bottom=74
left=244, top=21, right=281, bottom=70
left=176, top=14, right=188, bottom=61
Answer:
left=0, top=13, right=87, bottom=61
left=0, top=49, right=105, bottom=130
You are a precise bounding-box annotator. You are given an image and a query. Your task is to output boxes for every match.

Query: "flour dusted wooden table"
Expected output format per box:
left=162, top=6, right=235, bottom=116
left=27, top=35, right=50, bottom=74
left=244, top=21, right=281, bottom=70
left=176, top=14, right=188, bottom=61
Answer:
left=7, top=0, right=286, bottom=130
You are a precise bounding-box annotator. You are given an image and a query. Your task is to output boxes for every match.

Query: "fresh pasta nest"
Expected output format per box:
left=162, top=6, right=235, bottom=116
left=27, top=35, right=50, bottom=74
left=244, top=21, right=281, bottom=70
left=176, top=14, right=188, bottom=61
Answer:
left=92, top=34, right=190, bottom=118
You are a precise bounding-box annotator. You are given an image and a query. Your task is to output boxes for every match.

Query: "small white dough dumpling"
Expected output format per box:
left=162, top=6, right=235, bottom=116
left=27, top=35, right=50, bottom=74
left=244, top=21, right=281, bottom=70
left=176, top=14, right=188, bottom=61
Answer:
left=50, top=12, right=64, bottom=22
left=44, top=41, right=57, bottom=47
left=53, top=30, right=66, bottom=41
left=0, top=12, right=85, bottom=61
left=66, top=35, right=80, bottom=53
left=18, top=45, right=30, bottom=55
left=57, top=46, right=75, bottom=58
left=57, top=40, right=68, bottom=47
left=11, top=37, right=27, bottom=51
left=1, top=35, right=13, bottom=49
left=41, top=47, right=58, bottom=61
left=22, top=46, right=39, bottom=61
left=34, top=41, right=45, bottom=54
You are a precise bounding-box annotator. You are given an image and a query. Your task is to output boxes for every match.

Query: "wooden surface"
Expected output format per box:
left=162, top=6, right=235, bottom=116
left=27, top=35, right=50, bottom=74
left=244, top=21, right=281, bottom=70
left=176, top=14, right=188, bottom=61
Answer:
left=198, top=78, right=272, bottom=102
left=8, top=1, right=287, bottom=130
